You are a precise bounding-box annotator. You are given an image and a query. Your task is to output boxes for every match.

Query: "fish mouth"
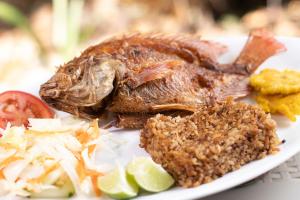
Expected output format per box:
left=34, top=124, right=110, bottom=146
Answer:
left=39, top=72, right=72, bottom=98
left=39, top=81, right=112, bottom=119
left=39, top=80, right=79, bottom=117
left=39, top=83, right=62, bottom=102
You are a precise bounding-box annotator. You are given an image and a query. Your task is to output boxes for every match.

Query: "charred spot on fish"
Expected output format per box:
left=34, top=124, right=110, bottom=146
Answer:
left=133, top=49, right=141, bottom=56
left=195, top=74, right=213, bottom=88
left=126, top=47, right=141, bottom=58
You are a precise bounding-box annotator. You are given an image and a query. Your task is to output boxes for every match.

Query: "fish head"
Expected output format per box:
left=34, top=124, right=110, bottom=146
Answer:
left=39, top=56, right=125, bottom=117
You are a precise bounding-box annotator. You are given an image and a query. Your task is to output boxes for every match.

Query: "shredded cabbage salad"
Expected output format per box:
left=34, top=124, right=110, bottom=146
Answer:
left=0, top=117, right=120, bottom=198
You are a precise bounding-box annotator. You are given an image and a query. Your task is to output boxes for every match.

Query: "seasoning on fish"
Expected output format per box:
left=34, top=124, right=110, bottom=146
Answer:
left=39, top=29, right=286, bottom=128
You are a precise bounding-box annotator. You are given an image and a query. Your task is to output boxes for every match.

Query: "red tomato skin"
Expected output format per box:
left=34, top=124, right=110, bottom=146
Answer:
left=0, top=90, right=54, bottom=128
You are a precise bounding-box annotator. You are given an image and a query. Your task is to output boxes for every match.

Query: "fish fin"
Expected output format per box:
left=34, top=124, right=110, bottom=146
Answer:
left=225, top=28, right=286, bottom=75
left=140, top=33, right=228, bottom=58
left=198, top=40, right=228, bottom=58
left=216, top=77, right=251, bottom=100
left=156, top=33, right=228, bottom=60
left=113, top=33, right=228, bottom=63
left=151, top=104, right=197, bottom=112
left=125, top=60, right=183, bottom=89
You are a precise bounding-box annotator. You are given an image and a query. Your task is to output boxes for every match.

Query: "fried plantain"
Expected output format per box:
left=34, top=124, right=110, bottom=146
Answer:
left=250, top=69, right=300, bottom=95
left=256, top=93, right=300, bottom=121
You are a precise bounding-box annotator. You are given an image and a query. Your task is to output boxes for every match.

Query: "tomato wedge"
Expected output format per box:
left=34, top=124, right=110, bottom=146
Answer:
left=0, top=91, right=54, bottom=128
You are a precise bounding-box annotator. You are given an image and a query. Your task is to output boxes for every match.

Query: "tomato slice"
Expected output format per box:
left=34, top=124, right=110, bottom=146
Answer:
left=0, top=91, right=54, bottom=128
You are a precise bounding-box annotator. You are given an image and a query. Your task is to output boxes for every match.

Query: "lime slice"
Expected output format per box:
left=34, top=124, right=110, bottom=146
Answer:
left=127, top=157, right=174, bottom=192
left=97, top=165, right=138, bottom=199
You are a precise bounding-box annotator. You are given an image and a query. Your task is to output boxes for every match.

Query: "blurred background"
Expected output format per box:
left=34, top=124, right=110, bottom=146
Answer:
left=0, top=0, right=300, bottom=85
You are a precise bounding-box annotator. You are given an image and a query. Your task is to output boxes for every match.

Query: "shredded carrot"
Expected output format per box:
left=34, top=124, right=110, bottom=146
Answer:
left=91, top=175, right=102, bottom=196
left=75, top=120, right=100, bottom=146
left=76, top=156, right=86, bottom=182
left=86, top=168, right=103, bottom=177
left=75, top=129, right=90, bottom=145
left=0, top=170, right=4, bottom=179
left=73, top=151, right=81, bottom=161
left=0, top=118, right=105, bottom=196
left=76, top=154, right=103, bottom=183
left=88, top=144, right=96, bottom=157
left=0, top=155, right=22, bottom=170
left=29, top=163, right=60, bottom=184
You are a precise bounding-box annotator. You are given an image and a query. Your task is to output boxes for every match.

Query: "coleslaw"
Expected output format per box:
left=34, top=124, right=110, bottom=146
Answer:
left=0, top=117, right=119, bottom=198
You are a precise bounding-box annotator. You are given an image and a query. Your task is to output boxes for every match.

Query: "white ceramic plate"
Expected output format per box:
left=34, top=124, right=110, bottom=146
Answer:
left=1, top=36, right=300, bottom=200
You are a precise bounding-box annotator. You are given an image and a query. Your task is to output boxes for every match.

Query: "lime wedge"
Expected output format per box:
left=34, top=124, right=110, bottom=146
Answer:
left=97, top=165, right=138, bottom=199
left=126, top=157, right=174, bottom=192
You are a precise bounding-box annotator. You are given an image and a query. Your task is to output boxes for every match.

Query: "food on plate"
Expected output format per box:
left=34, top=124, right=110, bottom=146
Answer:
left=250, top=69, right=300, bottom=121
left=0, top=91, right=54, bottom=129
left=98, top=156, right=174, bottom=199
left=0, top=117, right=176, bottom=199
left=126, top=157, right=174, bottom=192
left=140, top=99, right=280, bottom=187
left=250, top=69, right=300, bottom=95
left=97, top=165, right=139, bottom=199
left=255, top=93, right=300, bottom=121
left=39, top=29, right=286, bottom=128
left=0, top=118, right=107, bottom=198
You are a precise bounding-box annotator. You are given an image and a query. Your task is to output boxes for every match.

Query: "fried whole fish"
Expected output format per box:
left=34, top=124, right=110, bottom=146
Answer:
left=40, top=29, right=286, bottom=128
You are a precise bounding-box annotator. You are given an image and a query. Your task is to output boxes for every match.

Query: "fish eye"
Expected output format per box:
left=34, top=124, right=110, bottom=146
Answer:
left=67, top=67, right=74, bottom=73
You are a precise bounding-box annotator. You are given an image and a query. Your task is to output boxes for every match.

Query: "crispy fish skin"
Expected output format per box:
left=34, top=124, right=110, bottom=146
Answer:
left=116, top=110, right=193, bottom=129
left=40, top=29, right=286, bottom=128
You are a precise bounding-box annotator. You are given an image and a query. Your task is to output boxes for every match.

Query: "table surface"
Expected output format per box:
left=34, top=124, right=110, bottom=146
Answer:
left=203, top=153, right=300, bottom=200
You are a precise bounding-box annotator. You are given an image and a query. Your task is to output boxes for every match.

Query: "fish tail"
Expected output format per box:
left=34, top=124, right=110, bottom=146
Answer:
left=232, top=28, right=286, bottom=75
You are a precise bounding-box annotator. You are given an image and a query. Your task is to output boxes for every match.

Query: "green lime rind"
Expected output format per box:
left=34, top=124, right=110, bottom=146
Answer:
left=98, top=165, right=138, bottom=199
left=126, top=157, right=174, bottom=193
